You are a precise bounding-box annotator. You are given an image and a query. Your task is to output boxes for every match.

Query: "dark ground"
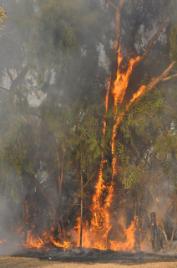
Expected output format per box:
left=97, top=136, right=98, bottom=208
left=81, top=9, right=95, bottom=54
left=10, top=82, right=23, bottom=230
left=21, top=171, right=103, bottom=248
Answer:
left=0, top=247, right=177, bottom=267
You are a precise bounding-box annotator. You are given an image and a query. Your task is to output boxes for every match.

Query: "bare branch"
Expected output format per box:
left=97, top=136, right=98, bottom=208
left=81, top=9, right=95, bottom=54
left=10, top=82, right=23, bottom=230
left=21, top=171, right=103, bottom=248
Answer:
left=142, top=20, right=169, bottom=60
left=107, top=0, right=125, bottom=50
left=107, top=0, right=125, bottom=11
left=6, top=69, right=14, bottom=83
left=162, top=72, right=177, bottom=81
left=106, top=0, right=117, bottom=10
left=145, top=61, right=176, bottom=90
left=129, top=20, right=169, bottom=68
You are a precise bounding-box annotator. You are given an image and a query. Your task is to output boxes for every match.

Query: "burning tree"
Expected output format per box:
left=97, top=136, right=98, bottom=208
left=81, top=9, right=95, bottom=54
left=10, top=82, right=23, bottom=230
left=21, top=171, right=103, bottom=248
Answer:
left=0, top=0, right=177, bottom=253
left=75, top=0, right=177, bottom=251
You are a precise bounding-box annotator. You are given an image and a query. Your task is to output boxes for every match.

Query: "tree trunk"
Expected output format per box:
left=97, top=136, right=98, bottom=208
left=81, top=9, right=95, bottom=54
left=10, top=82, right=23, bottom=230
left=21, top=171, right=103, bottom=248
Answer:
left=150, top=212, right=163, bottom=251
left=79, top=172, right=83, bottom=248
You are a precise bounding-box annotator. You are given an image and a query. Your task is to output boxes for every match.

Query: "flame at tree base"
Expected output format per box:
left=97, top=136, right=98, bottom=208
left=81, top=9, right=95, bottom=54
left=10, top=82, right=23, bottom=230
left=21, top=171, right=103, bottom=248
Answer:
left=24, top=215, right=136, bottom=252
left=74, top=219, right=136, bottom=251
left=25, top=229, right=71, bottom=250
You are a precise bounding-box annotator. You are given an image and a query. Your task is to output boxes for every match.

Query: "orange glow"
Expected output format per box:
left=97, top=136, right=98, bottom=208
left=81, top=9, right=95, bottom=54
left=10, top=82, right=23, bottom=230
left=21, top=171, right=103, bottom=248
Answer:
left=111, top=50, right=142, bottom=177
left=112, top=50, right=141, bottom=110
left=0, top=240, right=6, bottom=245
left=25, top=229, right=71, bottom=250
left=128, top=85, right=147, bottom=107
left=109, top=220, right=136, bottom=251
left=25, top=231, right=44, bottom=249
left=76, top=46, right=140, bottom=252
left=73, top=218, right=136, bottom=251
left=105, top=78, right=111, bottom=113
left=25, top=46, right=140, bottom=252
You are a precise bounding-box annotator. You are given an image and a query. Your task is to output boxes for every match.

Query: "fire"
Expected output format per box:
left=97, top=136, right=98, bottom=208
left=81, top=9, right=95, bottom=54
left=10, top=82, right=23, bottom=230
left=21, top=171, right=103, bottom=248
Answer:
left=25, top=231, right=44, bottom=249
left=73, top=216, right=136, bottom=251
left=25, top=229, right=71, bottom=250
left=24, top=1, right=149, bottom=253
left=109, top=220, right=136, bottom=251
left=78, top=46, right=140, bottom=252
left=24, top=48, right=148, bottom=251
left=128, top=85, right=147, bottom=106
left=111, top=50, right=142, bottom=177
left=112, top=50, right=141, bottom=109
left=24, top=42, right=140, bottom=256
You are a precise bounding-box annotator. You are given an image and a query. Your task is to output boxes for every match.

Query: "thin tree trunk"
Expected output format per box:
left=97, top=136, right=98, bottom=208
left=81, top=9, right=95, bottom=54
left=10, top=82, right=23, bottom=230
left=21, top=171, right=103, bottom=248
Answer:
left=171, top=227, right=177, bottom=241
left=59, top=152, right=64, bottom=197
left=79, top=172, right=83, bottom=248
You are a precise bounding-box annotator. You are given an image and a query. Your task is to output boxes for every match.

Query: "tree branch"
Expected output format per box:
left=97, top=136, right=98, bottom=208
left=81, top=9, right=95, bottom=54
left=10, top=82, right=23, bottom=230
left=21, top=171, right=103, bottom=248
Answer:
left=142, top=20, right=169, bottom=60
left=107, top=0, right=125, bottom=50
left=106, top=0, right=117, bottom=10
left=128, top=61, right=176, bottom=108
left=131, top=20, right=169, bottom=67
left=107, top=0, right=125, bottom=11
left=162, top=72, right=177, bottom=81
left=112, top=61, right=176, bottom=144
left=10, top=65, right=28, bottom=90
left=6, top=69, right=14, bottom=83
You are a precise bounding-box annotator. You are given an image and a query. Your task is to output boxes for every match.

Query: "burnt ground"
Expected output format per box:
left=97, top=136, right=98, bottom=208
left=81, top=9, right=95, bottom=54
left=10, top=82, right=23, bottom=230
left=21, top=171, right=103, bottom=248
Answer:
left=0, top=248, right=177, bottom=267
left=13, top=248, right=177, bottom=263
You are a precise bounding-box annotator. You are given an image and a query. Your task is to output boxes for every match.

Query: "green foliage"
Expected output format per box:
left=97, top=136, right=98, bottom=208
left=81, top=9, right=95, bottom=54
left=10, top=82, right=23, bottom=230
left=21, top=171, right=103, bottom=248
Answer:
left=121, top=165, right=142, bottom=189
left=1, top=123, right=38, bottom=176
left=41, top=100, right=101, bottom=177
left=154, top=133, right=177, bottom=159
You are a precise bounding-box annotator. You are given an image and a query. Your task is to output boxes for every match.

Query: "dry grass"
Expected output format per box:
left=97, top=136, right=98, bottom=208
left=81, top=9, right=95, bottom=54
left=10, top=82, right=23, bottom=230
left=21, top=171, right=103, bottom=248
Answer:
left=0, top=257, right=177, bottom=268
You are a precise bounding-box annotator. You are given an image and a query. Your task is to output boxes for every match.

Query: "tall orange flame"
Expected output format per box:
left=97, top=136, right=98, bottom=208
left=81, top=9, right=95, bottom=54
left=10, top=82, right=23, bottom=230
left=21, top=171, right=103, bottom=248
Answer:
left=82, top=47, right=139, bottom=251
left=111, top=51, right=142, bottom=177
